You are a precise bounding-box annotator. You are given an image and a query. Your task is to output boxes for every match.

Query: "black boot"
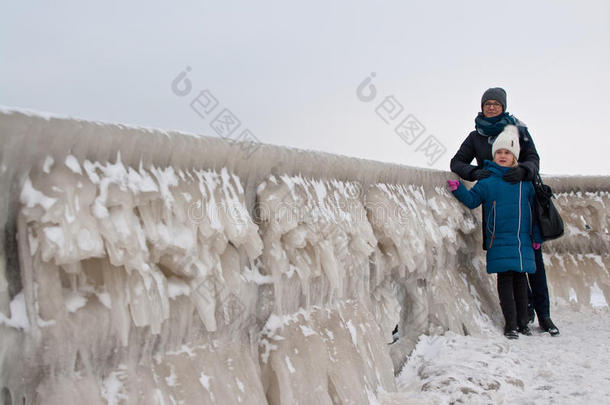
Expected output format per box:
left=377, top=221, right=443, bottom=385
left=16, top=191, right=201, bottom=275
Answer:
left=539, top=317, right=560, bottom=336
left=504, top=327, right=519, bottom=340
left=518, top=325, right=533, bottom=336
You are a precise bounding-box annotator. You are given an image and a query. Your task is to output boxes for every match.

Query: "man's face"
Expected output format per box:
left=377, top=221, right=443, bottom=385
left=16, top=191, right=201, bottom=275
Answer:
left=483, top=100, right=503, bottom=118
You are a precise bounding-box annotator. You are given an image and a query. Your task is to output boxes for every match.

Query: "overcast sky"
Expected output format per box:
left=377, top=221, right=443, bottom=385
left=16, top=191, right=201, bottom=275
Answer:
left=2, top=0, right=609, bottom=175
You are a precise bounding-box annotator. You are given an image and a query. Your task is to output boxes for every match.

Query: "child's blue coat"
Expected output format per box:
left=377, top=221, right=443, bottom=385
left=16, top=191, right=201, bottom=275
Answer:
left=452, top=160, right=543, bottom=274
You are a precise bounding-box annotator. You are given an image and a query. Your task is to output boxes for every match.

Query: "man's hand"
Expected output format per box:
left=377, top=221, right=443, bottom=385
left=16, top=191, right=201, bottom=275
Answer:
left=532, top=242, right=541, bottom=250
left=503, top=165, right=527, bottom=183
left=472, top=169, right=491, bottom=180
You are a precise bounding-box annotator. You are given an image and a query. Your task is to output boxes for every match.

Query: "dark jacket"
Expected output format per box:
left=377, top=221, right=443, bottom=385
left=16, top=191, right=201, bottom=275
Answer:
left=450, top=125, right=540, bottom=182
left=452, top=160, right=542, bottom=274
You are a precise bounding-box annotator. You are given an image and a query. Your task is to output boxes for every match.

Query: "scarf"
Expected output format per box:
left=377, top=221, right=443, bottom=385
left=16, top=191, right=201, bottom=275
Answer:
left=475, top=112, right=517, bottom=138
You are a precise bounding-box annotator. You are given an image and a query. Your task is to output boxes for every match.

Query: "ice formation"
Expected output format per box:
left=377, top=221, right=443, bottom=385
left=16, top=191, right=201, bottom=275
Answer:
left=0, top=109, right=608, bottom=404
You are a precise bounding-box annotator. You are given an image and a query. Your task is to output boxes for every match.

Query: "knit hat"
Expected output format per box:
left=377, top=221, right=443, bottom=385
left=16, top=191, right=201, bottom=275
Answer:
left=481, top=87, right=507, bottom=112
left=492, top=125, right=520, bottom=159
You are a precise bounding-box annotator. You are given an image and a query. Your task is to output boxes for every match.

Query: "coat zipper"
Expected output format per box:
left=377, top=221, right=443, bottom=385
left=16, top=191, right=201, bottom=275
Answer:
left=518, top=182, right=523, bottom=271
left=527, top=201, right=534, bottom=238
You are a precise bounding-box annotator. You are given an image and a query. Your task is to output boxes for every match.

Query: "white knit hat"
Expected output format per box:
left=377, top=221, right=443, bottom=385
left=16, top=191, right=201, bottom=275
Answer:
left=492, top=125, right=520, bottom=159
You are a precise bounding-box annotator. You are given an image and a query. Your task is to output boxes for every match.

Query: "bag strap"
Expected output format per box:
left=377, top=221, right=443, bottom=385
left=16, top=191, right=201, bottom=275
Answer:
left=533, top=172, right=543, bottom=191
left=535, top=172, right=555, bottom=199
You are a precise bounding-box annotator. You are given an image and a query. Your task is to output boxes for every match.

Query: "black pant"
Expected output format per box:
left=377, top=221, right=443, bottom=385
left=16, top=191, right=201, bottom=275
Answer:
left=497, top=271, right=529, bottom=330
left=527, top=248, right=550, bottom=319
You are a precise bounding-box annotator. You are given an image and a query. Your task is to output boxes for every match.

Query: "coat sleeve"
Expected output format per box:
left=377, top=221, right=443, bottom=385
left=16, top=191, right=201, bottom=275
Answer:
left=529, top=186, right=544, bottom=243
left=518, top=127, right=540, bottom=181
left=533, top=220, right=543, bottom=244
left=450, top=133, right=478, bottom=181
left=452, top=180, right=487, bottom=209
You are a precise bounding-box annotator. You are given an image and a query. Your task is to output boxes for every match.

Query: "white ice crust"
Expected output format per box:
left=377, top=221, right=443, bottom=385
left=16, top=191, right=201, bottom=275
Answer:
left=0, top=110, right=608, bottom=404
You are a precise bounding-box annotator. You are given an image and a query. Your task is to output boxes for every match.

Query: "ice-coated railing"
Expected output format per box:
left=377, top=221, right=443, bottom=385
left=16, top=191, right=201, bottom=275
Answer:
left=1, top=109, right=608, bottom=404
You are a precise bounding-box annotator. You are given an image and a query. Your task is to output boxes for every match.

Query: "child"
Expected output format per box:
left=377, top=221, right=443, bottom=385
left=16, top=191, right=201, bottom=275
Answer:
left=447, top=125, right=543, bottom=339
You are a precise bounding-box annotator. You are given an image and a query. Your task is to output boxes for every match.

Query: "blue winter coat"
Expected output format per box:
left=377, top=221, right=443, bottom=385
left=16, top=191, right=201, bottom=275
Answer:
left=452, top=160, right=543, bottom=274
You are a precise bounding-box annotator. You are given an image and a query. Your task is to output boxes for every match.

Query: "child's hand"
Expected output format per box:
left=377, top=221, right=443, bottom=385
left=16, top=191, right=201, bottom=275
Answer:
left=532, top=242, right=541, bottom=250
left=447, top=180, right=460, bottom=192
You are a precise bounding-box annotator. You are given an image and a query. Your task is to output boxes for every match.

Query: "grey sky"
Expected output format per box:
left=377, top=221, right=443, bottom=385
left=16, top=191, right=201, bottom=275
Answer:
left=2, top=0, right=609, bottom=175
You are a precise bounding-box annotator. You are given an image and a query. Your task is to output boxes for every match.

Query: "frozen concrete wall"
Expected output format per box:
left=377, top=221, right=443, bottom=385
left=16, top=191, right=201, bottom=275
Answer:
left=0, top=109, right=608, bottom=404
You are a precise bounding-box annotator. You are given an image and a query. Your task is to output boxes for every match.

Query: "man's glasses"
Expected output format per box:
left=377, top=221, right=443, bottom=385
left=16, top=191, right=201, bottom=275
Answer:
left=483, top=101, right=502, bottom=108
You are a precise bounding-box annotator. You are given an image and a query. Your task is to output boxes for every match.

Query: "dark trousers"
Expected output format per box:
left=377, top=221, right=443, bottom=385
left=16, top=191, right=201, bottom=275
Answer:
left=497, top=271, right=529, bottom=330
left=527, top=248, right=550, bottom=319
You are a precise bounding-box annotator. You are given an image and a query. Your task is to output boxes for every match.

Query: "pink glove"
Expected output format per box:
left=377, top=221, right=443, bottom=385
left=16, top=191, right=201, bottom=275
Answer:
left=532, top=242, right=541, bottom=250
left=447, top=180, right=460, bottom=192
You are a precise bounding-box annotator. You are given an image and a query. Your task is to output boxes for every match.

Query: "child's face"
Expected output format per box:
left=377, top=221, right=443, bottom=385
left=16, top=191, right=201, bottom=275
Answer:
left=494, top=149, right=515, bottom=167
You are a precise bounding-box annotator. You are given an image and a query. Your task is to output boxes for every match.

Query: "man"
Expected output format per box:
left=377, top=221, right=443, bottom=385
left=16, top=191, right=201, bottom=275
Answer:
left=450, top=87, right=560, bottom=336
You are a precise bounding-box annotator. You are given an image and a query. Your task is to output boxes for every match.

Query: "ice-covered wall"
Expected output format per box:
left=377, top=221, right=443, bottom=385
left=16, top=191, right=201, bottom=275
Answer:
left=1, top=109, right=609, bottom=404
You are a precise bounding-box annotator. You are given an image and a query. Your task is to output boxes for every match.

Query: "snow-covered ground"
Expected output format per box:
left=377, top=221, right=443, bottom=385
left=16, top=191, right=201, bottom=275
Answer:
left=385, top=306, right=610, bottom=404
